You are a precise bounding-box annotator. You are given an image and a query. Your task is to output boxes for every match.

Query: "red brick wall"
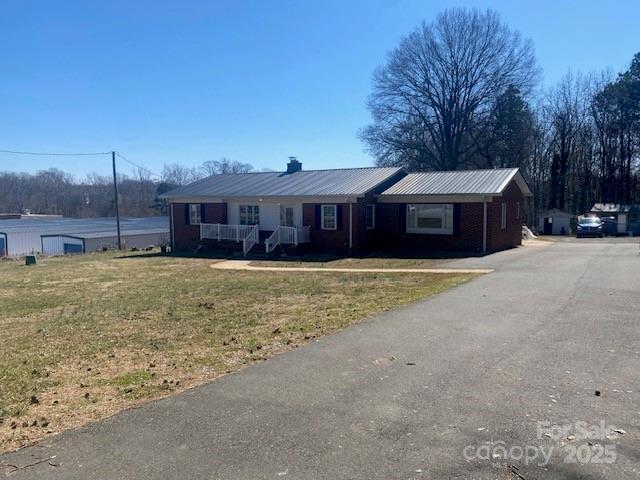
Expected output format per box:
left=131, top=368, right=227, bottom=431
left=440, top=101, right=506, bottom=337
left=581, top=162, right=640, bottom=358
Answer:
left=302, top=203, right=351, bottom=254
left=172, top=202, right=226, bottom=251
left=486, top=181, right=524, bottom=252
left=374, top=203, right=485, bottom=253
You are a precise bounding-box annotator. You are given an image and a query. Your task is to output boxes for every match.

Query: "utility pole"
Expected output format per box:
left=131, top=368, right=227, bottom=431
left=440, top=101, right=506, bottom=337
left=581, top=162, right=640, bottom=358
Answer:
left=112, top=151, right=122, bottom=249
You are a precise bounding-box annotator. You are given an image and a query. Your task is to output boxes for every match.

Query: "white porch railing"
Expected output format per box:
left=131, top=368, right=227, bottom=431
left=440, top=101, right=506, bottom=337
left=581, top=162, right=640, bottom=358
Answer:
left=242, top=226, right=259, bottom=257
left=265, top=225, right=311, bottom=254
left=200, top=223, right=259, bottom=257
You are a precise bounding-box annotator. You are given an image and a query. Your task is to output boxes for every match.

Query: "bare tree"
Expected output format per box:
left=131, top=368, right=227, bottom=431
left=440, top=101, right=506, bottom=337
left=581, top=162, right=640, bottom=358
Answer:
left=161, top=163, right=201, bottom=186
left=201, top=157, right=254, bottom=175
left=361, top=8, right=539, bottom=171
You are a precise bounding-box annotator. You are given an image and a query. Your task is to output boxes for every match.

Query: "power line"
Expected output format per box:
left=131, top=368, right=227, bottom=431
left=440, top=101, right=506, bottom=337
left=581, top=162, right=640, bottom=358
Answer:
left=0, top=149, right=111, bottom=156
left=115, top=152, right=161, bottom=179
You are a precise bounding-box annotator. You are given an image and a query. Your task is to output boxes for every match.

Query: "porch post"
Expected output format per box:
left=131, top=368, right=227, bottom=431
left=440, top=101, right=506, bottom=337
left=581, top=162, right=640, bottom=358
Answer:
left=349, top=202, right=353, bottom=253
left=483, top=199, right=488, bottom=253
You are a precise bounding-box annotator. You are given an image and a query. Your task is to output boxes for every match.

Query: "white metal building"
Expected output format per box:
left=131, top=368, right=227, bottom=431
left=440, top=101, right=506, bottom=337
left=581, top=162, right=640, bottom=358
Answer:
left=41, top=229, right=169, bottom=255
left=537, top=209, right=574, bottom=235
left=0, top=216, right=168, bottom=257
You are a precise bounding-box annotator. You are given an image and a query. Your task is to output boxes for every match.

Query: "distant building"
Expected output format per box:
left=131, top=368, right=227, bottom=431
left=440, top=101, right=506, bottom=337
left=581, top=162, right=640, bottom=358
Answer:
left=0, top=216, right=168, bottom=257
left=537, top=209, right=573, bottom=235
left=590, top=203, right=640, bottom=235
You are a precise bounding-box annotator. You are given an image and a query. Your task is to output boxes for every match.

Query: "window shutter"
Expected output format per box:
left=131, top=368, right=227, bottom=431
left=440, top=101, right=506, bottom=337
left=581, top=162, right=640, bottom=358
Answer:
left=336, top=205, right=343, bottom=231
left=200, top=204, right=206, bottom=223
left=184, top=204, right=190, bottom=225
left=453, top=204, right=461, bottom=236
left=399, top=204, right=406, bottom=232
left=315, top=205, right=321, bottom=229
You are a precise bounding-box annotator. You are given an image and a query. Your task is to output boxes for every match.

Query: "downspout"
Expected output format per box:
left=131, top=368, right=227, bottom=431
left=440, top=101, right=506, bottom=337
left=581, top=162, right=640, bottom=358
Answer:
left=482, top=200, right=488, bottom=254
left=349, top=202, right=353, bottom=255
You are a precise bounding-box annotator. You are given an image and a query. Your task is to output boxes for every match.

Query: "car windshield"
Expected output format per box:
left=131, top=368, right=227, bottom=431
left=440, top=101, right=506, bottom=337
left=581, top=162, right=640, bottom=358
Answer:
left=579, top=218, right=600, bottom=225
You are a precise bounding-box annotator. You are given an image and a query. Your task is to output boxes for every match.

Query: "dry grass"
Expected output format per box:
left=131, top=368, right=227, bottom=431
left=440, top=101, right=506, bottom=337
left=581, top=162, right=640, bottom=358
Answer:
left=249, top=257, right=450, bottom=269
left=0, top=251, right=477, bottom=452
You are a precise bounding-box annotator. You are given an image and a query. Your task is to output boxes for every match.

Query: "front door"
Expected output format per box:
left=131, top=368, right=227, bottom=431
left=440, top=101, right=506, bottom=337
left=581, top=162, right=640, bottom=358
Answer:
left=544, top=217, right=553, bottom=235
left=280, top=206, right=295, bottom=227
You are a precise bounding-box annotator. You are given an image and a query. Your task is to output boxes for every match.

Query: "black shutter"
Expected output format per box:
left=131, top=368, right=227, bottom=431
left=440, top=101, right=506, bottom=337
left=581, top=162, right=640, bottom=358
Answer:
left=315, top=205, right=321, bottom=229
left=337, top=205, right=343, bottom=231
left=184, top=204, right=190, bottom=225
left=399, top=204, right=406, bottom=233
left=200, top=203, right=206, bottom=223
left=453, top=204, right=461, bottom=236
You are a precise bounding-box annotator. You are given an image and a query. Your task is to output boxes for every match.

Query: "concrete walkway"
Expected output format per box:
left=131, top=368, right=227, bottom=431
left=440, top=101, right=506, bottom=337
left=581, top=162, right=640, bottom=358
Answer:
left=210, top=259, right=494, bottom=274
left=2, top=239, right=639, bottom=479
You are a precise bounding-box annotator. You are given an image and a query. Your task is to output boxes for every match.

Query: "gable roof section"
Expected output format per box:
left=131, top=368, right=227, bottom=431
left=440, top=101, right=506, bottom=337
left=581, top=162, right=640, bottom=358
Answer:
left=160, top=167, right=404, bottom=199
left=380, top=168, right=532, bottom=197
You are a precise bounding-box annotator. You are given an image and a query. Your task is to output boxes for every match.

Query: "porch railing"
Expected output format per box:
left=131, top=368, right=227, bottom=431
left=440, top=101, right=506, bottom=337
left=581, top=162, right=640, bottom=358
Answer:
left=242, top=226, right=259, bottom=257
left=200, top=223, right=259, bottom=257
left=265, top=225, right=311, bottom=254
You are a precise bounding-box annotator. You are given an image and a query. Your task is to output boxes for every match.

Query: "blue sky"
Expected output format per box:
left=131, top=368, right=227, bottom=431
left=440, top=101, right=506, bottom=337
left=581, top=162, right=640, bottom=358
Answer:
left=1, top=0, right=638, bottom=178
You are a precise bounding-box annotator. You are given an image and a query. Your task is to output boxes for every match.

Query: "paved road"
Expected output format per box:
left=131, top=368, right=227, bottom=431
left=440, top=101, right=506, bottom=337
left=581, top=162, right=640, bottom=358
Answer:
left=3, top=239, right=640, bottom=479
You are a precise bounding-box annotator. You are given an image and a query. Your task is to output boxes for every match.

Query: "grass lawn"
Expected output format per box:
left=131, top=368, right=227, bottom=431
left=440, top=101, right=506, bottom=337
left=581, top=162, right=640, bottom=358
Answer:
left=249, top=257, right=451, bottom=269
left=0, top=251, right=477, bottom=452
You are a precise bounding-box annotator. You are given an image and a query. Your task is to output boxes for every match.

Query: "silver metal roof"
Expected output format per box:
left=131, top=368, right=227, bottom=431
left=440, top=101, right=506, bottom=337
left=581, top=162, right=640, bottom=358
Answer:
left=160, top=167, right=404, bottom=199
left=380, top=168, right=530, bottom=196
left=591, top=203, right=640, bottom=213
left=0, top=216, right=168, bottom=234
left=0, top=216, right=168, bottom=256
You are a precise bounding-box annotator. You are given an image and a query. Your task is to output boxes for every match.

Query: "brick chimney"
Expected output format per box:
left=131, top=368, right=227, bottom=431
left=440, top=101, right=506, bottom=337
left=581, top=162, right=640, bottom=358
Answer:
left=286, top=156, right=302, bottom=174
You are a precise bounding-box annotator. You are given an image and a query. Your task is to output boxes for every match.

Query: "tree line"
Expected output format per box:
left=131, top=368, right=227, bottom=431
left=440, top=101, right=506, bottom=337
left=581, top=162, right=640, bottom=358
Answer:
left=0, top=158, right=254, bottom=218
left=361, top=8, right=640, bottom=225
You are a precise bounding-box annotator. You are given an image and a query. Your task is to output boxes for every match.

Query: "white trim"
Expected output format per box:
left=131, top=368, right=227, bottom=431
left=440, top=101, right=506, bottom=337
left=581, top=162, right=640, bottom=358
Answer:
left=321, top=204, right=337, bottom=230
left=378, top=194, right=494, bottom=204
left=365, top=204, right=376, bottom=229
left=349, top=203, right=353, bottom=249
left=406, top=204, right=453, bottom=235
left=482, top=201, right=487, bottom=253
left=170, top=203, right=175, bottom=250
left=501, top=203, right=507, bottom=230
left=189, top=204, right=202, bottom=225
left=165, top=194, right=366, bottom=204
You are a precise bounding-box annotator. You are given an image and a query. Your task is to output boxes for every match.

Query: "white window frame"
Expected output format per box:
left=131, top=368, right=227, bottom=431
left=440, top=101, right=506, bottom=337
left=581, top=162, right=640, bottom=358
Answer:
left=239, top=205, right=260, bottom=225
left=406, top=204, right=453, bottom=235
left=501, top=203, right=507, bottom=230
left=189, top=204, right=202, bottom=225
left=321, top=204, right=337, bottom=230
left=365, top=204, right=376, bottom=229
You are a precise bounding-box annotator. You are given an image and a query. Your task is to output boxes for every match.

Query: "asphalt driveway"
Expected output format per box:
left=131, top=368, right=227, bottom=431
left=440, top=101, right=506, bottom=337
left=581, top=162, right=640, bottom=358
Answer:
left=2, top=239, right=640, bottom=479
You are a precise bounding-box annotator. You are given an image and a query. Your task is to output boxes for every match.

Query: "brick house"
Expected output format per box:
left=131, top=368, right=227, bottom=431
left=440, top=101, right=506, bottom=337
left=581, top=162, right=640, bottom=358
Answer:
left=160, top=158, right=531, bottom=256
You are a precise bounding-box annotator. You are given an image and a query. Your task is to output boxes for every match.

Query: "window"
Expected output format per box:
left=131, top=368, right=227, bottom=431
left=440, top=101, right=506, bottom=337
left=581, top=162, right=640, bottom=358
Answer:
left=365, top=204, right=375, bottom=229
left=516, top=201, right=520, bottom=220
left=189, top=204, right=202, bottom=225
left=501, top=203, right=507, bottom=230
left=280, top=206, right=294, bottom=227
left=321, top=204, right=337, bottom=230
left=406, top=204, right=453, bottom=234
left=239, top=205, right=260, bottom=225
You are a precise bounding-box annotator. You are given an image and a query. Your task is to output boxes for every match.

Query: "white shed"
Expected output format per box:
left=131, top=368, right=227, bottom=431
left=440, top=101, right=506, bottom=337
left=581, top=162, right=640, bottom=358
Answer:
left=538, top=209, right=573, bottom=235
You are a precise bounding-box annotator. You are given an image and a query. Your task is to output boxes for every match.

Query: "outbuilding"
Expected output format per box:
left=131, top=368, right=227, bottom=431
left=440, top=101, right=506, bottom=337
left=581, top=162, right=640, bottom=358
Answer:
left=41, top=228, right=170, bottom=255
left=0, top=216, right=169, bottom=257
left=537, top=209, right=574, bottom=235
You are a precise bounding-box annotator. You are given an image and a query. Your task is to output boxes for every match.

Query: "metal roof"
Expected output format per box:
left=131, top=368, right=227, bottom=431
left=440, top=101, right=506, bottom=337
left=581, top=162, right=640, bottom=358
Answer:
left=0, top=216, right=169, bottom=256
left=0, top=216, right=168, bottom=234
left=160, top=167, right=404, bottom=199
left=43, top=228, right=169, bottom=240
left=591, top=203, right=640, bottom=213
left=380, top=168, right=531, bottom=196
